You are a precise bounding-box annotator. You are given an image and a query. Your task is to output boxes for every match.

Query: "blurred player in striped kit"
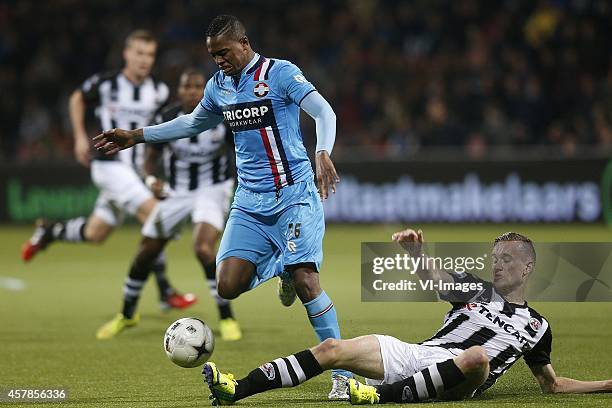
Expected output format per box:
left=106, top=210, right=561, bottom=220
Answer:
left=21, top=30, right=197, bottom=322
left=96, top=68, right=241, bottom=341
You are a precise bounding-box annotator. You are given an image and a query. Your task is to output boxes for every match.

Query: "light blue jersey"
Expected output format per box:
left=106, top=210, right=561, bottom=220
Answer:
left=201, top=54, right=316, bottom=193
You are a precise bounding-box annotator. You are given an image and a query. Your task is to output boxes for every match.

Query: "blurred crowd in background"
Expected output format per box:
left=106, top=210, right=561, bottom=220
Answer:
left=1, top=0, right=611, bottom=162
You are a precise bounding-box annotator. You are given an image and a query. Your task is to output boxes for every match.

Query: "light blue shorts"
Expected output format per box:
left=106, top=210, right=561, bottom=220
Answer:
left=217, top=180, right=324, bottom=290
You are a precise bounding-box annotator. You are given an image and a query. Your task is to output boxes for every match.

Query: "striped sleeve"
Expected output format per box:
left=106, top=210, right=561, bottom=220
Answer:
left=523, top=325, right=552, bottom=367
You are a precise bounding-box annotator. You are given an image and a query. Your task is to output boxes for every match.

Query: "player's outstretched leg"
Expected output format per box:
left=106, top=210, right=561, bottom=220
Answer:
left=292, top=265, right=353, bottom=400
left=350, top=345, right=489, bottom=404
left=194, top=222, right=241, bottom=341
left=21, top=216, right=92, bottom=262
left=96, top=237, right=167, bottom=339
left=202, top=335, right=383, bottom=405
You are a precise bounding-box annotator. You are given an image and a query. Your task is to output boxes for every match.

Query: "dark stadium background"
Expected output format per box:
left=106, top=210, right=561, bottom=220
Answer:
left=1, top=1, right=611, bottom=407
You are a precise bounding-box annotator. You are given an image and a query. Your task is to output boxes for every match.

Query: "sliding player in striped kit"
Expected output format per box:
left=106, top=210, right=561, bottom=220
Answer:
left=94, top=14, right=351, bottom=399
left=201, top=229, right=612, bottom=405
left=21, top=30, right=197, bottom=325
left=96, top=68, right=241, bottom=341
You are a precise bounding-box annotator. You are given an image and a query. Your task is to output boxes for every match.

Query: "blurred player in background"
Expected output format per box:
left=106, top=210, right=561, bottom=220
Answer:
left=21, top=30, right=197, bottom=313
left=202, top=229, right=612, bottom=405
left=94, top=15, right=351, bottom=399
left=96, top=69, right=241, bottom=341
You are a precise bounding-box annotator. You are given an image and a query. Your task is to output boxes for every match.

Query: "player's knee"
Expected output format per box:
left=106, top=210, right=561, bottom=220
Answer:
left=462, top=346, right=489, bottom=372
left=315, top=338, right=341, bottom=364
left=135, top=239, right=164, bottom=263
left=194, top=242, right=215, bottom=264
left=216, top=276, right=241, bottom=300
left=85, top=230, right=107, bottom=244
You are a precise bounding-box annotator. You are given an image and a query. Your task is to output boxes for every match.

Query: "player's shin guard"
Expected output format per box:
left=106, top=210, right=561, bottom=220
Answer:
left=151, top=251, right=172, bottom=300
left=122, top=262, right=151, bottom=319
left=303, top=291, right=352, bottom=379
left=53, top=217, right=87, bottom=242
left=375, top=359, right=466, bottom=403
left=203, top=262, right=233, bottom=319
left=233, top=350, right=323, bottom=401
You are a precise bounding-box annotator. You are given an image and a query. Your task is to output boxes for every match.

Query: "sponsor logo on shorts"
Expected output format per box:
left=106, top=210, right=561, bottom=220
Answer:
left=402, top=385, right=414, bottom=402
left=259, top=363, right=275, bottom=380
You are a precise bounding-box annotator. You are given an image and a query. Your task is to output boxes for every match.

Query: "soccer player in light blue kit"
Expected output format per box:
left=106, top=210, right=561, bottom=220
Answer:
left=94, top=15, right=351, bottom=399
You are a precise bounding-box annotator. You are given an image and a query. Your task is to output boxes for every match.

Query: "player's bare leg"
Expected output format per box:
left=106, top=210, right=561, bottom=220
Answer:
left=193, top=222, right=241, bottom=341
left=134, top=196, right=156, bottom=224
left=82, top=214, right=114, bottom=243
left=312, top=336, right=384, bottom=379
left=216, top=257, right=256, bottom=300
left=21, top=213, right=114, bottom=262
left=21, top=194, right=152, bottom=261
left=292, top=265, right=353, bottom=399
left=203, top=336, right=380, bottom=404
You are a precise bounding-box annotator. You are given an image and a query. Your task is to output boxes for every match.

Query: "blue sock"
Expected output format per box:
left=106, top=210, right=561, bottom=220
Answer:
left=303, top=290, right=352, bottom=378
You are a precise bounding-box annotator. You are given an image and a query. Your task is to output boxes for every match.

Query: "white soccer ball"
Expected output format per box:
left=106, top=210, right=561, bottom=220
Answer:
left=163, top=317, right=214, bottom=368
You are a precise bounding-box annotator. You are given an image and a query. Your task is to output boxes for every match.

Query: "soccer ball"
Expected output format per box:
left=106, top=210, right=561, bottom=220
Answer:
left=163, top=317, right=214, bottom=368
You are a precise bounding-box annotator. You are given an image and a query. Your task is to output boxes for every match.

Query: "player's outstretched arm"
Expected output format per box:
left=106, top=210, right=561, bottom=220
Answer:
left=530, top=364, right=612, bottom=394
left=391, top=228, right=454, bottom=285
left=93, top=102, right=224, bottom=155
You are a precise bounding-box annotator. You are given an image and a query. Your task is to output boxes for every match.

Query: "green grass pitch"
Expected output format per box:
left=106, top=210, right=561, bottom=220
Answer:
left=1, top=224, right=611, bottom=407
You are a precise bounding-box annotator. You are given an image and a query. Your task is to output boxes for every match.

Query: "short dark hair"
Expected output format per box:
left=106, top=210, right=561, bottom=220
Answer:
left=494, top=232, right=536, bottom=263
left=125, top=29, right=156, bottom=48
left=206, top=15, right=246, bottom=40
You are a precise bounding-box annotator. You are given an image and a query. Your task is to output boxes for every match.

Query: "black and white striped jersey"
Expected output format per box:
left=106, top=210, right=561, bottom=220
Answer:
left=80, top=70, right=169, bottom=171
left=420, top=273, right=552, bottom=395
left=153, top=103, right=232, bottom=192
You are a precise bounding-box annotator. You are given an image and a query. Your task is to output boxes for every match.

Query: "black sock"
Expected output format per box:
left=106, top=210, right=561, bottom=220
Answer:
left=203, top=262, right=233, bottom=319
left=51, top=217, right=87, bottom=242
left=233, top=349, right=323, bottom=401
left=152, top=252, right=172, bottom=301
left=122, top=261, right=152, bottom=319
left=376, top=359, right=465, bottom=403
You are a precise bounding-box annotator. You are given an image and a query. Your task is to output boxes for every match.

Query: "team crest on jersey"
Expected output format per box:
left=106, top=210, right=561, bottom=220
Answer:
left=463, top=303, right=478, bottom=311
left=529, top=317, right=541, bottom=331
left=254, top=82, right=269, bottom=97
left=259, top=363, right=275, bottom=380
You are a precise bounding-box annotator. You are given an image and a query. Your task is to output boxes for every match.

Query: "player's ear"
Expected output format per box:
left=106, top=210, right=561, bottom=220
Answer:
left=524, top=261, right=534, bottom=277
left=240, top=36, right=250, bottom=49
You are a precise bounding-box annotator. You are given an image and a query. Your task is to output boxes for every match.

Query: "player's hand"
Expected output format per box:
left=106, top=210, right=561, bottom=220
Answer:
left=145, top=175, right=167, bottom=199
left=392, top=228, right=424, bottom=255
left=74, top=134, right=91, bottom=168
left=93, top=128, right=144, bottom=155
left=315, top=150, right=340, bottom=200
